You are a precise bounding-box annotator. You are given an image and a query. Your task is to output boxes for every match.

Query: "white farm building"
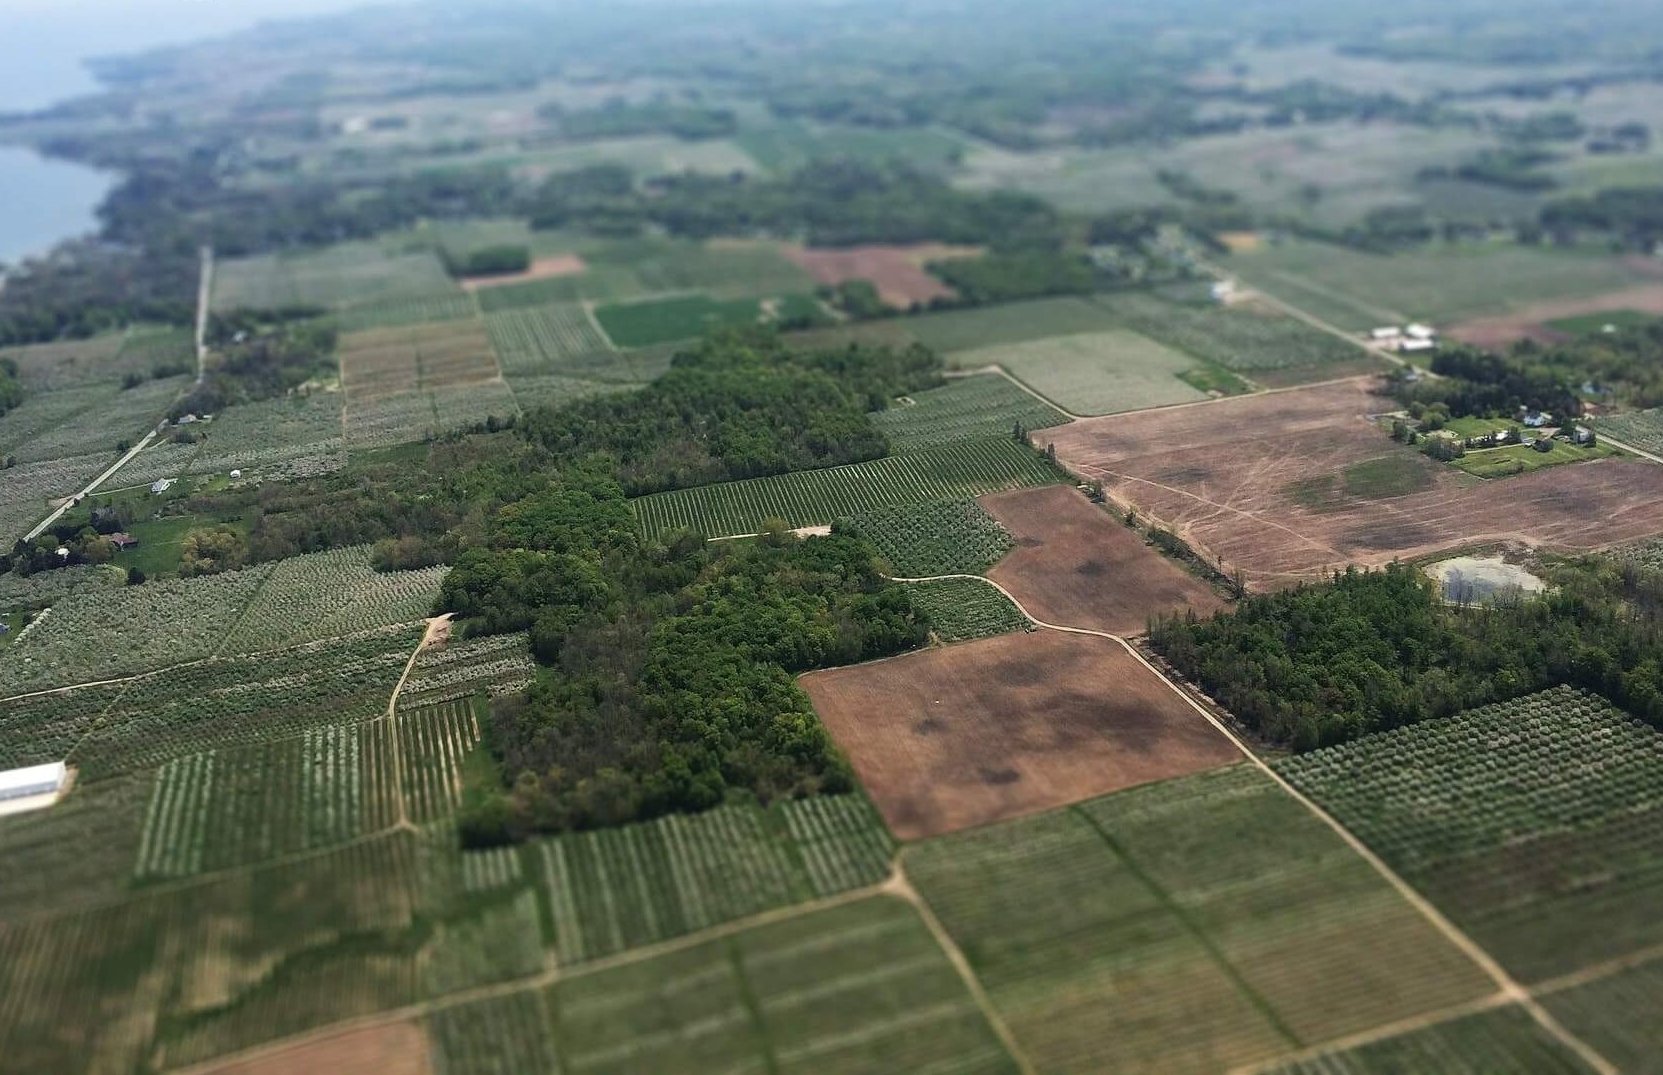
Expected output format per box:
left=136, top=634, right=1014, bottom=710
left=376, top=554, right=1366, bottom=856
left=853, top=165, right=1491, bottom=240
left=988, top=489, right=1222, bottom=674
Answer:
left=0, top=761, right=68, bottom=814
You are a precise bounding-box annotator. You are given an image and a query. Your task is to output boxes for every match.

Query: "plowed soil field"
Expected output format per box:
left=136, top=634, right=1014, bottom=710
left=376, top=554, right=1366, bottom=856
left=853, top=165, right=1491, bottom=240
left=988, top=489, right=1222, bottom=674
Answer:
left=800, top=631, right=1241, bottom=839
left=980, top=485, right=1226, bottom=635
left=1046, top=378, right=1663, bottom=586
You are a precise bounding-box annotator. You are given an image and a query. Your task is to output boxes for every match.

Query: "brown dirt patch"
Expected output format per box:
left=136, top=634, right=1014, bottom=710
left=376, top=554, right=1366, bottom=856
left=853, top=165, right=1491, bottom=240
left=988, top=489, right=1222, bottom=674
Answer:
left=198, top=1021, right=431, bottom=1075
left=980, top=485, right=1226, bottom=635
left=801, top=632, right=1242, bottom=840
left=783, top=244, right=979, bottom=309
left=459, top=255, right=588, bottom=292
left=1444, top=283, right=1663, bottom=349
left=1218, top=231, right=1263, bottom=253
left=1046, top=378, right=1663, bottom=587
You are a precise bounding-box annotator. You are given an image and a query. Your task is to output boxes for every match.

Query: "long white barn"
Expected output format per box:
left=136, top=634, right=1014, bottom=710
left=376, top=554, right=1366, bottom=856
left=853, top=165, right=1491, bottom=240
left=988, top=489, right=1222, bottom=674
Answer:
left=0, top=761, right=68, bottom=813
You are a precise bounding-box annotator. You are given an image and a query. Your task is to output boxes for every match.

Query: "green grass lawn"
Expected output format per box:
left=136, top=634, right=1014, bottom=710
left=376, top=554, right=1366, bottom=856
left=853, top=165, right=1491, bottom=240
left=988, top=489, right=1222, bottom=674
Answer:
left=1546, top=309, right=1655, bottom=336
left=1342, top=454, right=1435, bottom=498
left=1444, top=416, right=1523, bottom=438
left=1178, top=361, right=1254, bottom=396
left=1451, top=440, right=1614, bottom=479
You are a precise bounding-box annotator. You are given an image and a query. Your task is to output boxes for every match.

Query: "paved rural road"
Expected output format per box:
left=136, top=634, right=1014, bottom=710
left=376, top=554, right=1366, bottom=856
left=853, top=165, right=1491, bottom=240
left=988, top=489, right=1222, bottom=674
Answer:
left=23, top=429, right=159, bottom=542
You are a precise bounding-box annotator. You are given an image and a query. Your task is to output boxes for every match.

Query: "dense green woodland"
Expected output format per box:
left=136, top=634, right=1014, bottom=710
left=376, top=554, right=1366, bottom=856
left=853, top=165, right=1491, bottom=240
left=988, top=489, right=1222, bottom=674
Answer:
left=1151, top=560, right=1663, bottom=749
left=438, top=333, right=956, bottom=838
left=518, top=335, right=940, bottom=495
left=1396, top=323, right=1663, bottom=417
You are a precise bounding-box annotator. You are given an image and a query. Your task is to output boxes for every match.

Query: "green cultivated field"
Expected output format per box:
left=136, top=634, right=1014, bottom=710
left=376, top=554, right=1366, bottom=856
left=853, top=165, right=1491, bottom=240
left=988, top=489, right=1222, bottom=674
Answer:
left=841, top=497, right=1015, bottom=577
left=906, top=577, right=1032, bottom=641
left=222, top=545, right=445, bottom=653
left=870, top=374, right=1070, bottom=452
left=484, top=303, right=614, bottom=376
left=212, top=243, right=460, bottom=312
left=545, top=897, right=1019, bottom=1075
left=1228, top=239, right=1652, bottom=330
left=1450, top=439, right=1614, bottom=479
left=1591, top=407, right=1663, bottom=455
left=907, top=765, right=1493, bottom=1075
left=594, top=293, right=823, bottom=348
left=1278, top=686, right=1663, bottom=982
left=1094, top=290, right=1373, bottom=379
left=963, top=330, right=1209, bottom=415
left=1546, top=309, right=1654, bottom=335
left=397, top=631, right=537, bottom=709
left=532, top=795, right=894, bottom=965
left=631, top=437, right=1060, bottom=537
left=1267, top=1006, right=1595, bottom=1075
left=1543, top=955, right=1663, bottom=1071
left=184, top=392, right=346, bottom=481
left=906, top=296, right=1123, bottom=352
left=334, top=291, right=478, bottom=333
left=132, top=721, right=402, bottom=879
left=67, top=627, right=420, bottom=784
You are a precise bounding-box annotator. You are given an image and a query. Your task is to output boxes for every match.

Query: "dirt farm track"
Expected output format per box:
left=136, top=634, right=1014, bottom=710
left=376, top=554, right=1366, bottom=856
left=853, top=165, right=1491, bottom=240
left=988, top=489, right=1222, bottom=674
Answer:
left=1046, top=378, right=1663, bottom=586
left=800, top=631, right=1243, bottom=840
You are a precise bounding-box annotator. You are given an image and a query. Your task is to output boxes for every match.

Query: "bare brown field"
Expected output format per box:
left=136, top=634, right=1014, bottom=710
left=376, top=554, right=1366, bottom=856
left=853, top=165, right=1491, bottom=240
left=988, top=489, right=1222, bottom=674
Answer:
left=459, top=254, right=588, bottom=291
left=783, top=243, right=978, bottom=308
left=340, top=319, right=498, bottom=401
left=980, top=485, right=1226, bottom=635
left=197, top=1021, right=431, bottom=1075
left=800, top=631, right=1241, bottom=839
left=1047, top=378, right=1663, bottom=585
left=1445, top=283, right=1663, bottom=348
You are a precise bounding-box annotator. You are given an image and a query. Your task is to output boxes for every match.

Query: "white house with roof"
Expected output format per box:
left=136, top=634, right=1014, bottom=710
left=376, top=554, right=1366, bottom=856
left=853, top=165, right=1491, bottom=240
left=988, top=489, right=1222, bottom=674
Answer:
left=0, top=761, right=68, bottom=816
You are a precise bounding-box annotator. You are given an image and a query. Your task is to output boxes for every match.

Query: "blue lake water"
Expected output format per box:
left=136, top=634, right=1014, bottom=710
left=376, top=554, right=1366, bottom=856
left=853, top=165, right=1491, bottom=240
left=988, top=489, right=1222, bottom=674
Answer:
left=0, top=145, right=112, bottom=264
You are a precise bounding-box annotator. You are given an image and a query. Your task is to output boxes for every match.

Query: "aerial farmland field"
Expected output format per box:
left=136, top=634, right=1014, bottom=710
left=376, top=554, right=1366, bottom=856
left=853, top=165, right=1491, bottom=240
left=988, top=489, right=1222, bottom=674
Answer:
left=981, top=484, right=1227, bottom=634
left=483, top=303, right=614, bottom=376
left=906, top=764, right=1496, bottom=1074
left=545, top=896, right=1019, bottom=1075
left=1048, top=378, right=1663, bottom=584
left=903, top=296, right=1125, bottom=353
left=1226, top=239, right=1658, bottom=331
left=630, top=436, right=1060, bottom=537
left=840, top=497, right=1016, bottom=577
left=1265, top=1006, right=1595, bottom=1075
left=903, top=577, right=1033, bottom=641
left=220, top=544, right=446, bottom=653
left=868, top=374, right=1070, bottom=453
left=957, top=330, right=1211, bottom=415
left=1092, top=290, right=1381, bottom=385
left=211, top=243, right=460, bottom=313
left=801, top=630, right=1242, bottom=838
left=1279, top=686, right=1663, bottom=983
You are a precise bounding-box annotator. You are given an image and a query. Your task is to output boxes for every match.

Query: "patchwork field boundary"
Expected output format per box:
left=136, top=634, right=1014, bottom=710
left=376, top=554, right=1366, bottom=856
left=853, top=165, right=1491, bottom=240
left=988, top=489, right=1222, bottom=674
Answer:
left=887, top=568, right=1618, bottom=1075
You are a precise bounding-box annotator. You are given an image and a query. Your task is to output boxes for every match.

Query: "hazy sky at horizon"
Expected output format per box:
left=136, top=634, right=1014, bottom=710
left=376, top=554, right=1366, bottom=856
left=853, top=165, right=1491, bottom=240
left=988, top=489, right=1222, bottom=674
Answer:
left=0, top=0, right=393, bottom=111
